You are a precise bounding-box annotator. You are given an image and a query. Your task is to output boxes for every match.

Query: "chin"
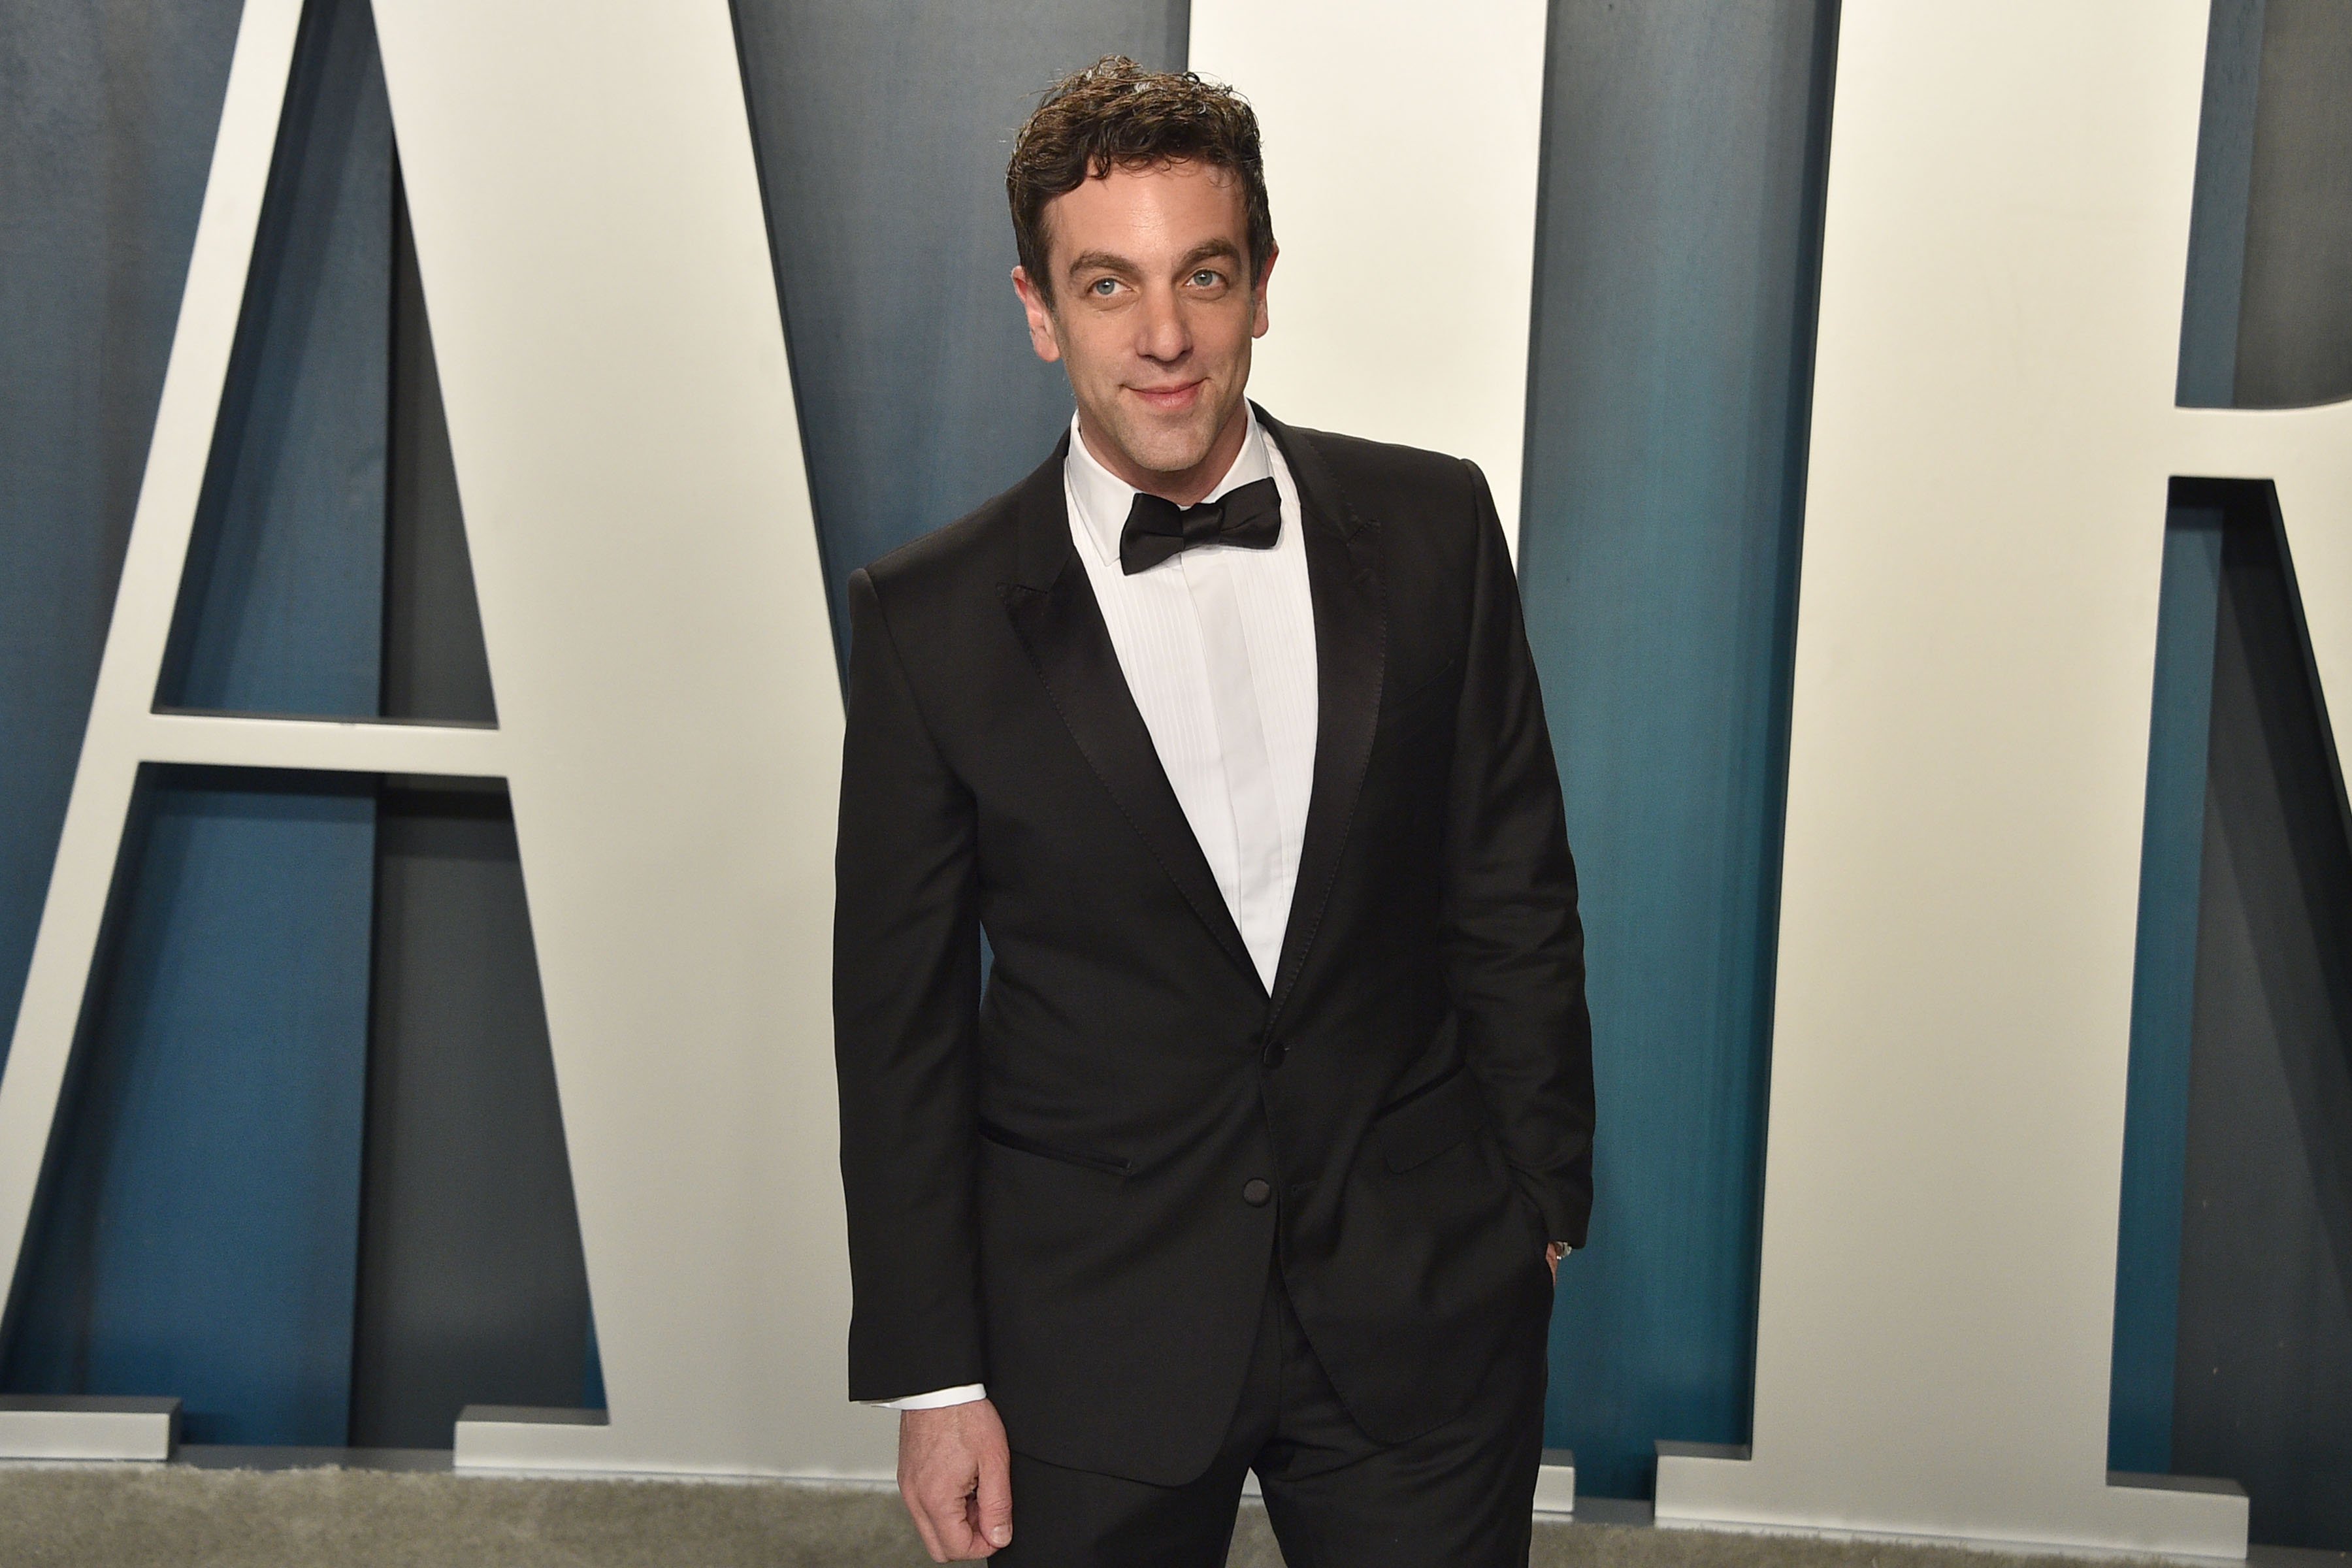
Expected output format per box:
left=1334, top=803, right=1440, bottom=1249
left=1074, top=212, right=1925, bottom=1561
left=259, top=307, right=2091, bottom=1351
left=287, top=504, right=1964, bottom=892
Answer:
left=1109, top=412, right=1216, bottom=477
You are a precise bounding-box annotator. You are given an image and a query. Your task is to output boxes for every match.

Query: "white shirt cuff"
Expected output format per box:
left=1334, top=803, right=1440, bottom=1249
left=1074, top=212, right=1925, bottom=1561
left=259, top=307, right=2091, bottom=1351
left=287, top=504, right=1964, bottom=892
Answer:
left=868, top=1383, right=987, bottom=1411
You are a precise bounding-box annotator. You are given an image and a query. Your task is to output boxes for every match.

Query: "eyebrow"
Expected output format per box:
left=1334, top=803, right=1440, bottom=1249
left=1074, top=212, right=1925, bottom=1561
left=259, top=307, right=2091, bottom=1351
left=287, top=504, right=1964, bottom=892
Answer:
left=1174, top=240, right=1243, bottom=273
left=1064, top=250, right=1141, bottom=283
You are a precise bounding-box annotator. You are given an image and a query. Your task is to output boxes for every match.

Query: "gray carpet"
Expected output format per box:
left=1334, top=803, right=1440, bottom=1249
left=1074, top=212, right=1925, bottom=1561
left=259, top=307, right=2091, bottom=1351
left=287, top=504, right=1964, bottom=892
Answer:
left=0, top=1465, right=2338, bottom=1568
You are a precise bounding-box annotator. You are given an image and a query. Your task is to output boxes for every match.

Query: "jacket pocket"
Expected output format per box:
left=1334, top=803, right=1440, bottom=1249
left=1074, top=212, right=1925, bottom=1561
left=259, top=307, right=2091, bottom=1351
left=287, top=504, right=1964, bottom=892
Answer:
left=1371, top=1064, right=1478, bottom=1173
left=978, top=1119, right=1134, bottom=1177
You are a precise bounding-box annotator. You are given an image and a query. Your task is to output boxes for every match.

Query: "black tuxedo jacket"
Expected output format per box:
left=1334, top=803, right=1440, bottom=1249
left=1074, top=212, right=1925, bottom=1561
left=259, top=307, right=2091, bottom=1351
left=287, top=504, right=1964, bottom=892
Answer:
left=833, top=405, right=1593, bottom=1486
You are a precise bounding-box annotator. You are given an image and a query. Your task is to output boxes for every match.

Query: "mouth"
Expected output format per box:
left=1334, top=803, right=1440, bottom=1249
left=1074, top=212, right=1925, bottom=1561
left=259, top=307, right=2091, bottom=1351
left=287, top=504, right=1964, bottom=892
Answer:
left=1127, top=379, right=1206, bottom=414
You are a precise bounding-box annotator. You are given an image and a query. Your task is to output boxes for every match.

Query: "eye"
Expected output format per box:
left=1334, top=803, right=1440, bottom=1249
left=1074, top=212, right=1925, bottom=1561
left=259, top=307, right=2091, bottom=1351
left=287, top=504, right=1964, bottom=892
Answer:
left=1190, top=269, right=1222, bottom=287
left=1089, top=276, right=1119, bottom=297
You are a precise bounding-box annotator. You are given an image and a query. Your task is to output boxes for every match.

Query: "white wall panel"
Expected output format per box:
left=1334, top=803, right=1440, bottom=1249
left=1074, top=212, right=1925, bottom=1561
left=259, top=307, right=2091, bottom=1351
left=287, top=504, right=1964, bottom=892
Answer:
left=370, top=0, right=884, bottom=1477
left=1188, top=0, right=1548, bottom=556
left=1657, top=1, right=2351, bottom=1553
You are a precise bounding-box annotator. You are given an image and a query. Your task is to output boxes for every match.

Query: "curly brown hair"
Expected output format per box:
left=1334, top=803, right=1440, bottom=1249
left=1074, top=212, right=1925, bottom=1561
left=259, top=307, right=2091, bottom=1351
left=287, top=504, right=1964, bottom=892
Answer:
left=1006, top=56, right=1275, bottom=306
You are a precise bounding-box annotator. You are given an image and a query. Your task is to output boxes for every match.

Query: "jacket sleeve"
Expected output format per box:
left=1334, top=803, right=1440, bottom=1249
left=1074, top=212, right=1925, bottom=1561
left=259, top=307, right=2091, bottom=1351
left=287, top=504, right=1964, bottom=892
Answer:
left=1439, top=459, right=1597, bottom=1247
left=834, top=564, right=987, bottom=1400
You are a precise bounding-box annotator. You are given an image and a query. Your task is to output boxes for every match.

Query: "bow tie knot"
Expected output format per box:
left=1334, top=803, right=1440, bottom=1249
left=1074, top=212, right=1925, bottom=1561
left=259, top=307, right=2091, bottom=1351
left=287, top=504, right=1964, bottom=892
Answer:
left=1119, top=477, right=1282, bottom=575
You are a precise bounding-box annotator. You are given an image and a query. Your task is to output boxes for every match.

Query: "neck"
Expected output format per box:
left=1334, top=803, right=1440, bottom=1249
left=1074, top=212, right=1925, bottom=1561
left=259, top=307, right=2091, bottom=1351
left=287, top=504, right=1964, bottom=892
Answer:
left=1077, top=399, right=1250, bottom=508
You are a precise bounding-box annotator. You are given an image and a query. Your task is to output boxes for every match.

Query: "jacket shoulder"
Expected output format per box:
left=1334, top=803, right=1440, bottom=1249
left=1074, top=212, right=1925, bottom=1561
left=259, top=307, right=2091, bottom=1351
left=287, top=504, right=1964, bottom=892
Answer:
left=1288, top=423, right=1467, bottom=484
left=855, top=472, right=1034, bottom=622
left=861, top=493, right=1017, bottom=595
left=1277, top=421, right=1487, bottom=524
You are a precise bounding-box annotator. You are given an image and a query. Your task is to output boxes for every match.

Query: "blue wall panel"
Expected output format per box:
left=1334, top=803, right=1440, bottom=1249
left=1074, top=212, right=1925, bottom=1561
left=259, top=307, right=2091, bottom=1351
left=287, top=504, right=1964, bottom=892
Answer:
left=158, top=0, right=391, bottom=720
left=2170, top=487, right=2352, bottom=1550
left=4, top=771, right=376, bottom=1445
left=1516, top=0, right=1837, bottom=1499
left=2110, top=504, right=2224, bottom=1473
left=2174, top=0, right=2264, bottom=411
left=0, top=0, right=244, bottom=1075
left=729, top=0, right=1189, bottom=666
left=0, top=0, right=388, bottom=1445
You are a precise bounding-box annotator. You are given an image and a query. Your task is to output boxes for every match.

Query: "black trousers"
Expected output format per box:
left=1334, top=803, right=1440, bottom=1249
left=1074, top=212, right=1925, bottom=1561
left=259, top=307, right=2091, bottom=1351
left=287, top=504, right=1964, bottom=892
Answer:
left=995, top=1260, right=1551, bottom=1567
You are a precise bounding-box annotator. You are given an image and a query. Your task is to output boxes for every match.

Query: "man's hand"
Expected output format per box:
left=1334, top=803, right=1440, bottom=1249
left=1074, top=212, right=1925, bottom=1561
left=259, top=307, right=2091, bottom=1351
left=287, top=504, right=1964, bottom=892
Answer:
left=1546, top=1241, right=1567, bottom=1283
left=898, top=1399, right=1013, bottom=1561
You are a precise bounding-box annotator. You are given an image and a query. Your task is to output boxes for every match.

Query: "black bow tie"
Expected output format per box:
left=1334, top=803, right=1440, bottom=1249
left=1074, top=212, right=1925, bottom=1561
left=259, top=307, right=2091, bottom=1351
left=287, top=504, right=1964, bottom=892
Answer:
left=1117, top=477, right=1282, bottom=575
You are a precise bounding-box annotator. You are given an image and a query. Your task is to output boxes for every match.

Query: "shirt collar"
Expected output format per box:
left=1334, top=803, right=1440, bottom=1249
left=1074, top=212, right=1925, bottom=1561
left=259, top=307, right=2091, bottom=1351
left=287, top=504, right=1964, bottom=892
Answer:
left=1065, top=402, right=1274, bottom=568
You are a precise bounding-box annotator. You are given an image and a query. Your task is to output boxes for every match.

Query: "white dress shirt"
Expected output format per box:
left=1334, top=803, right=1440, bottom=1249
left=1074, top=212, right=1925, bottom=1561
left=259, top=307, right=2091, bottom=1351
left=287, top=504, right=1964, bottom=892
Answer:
left=1062, top=402, right=1320, bottom=990
left=873, top=406, right=1319, bottom=1412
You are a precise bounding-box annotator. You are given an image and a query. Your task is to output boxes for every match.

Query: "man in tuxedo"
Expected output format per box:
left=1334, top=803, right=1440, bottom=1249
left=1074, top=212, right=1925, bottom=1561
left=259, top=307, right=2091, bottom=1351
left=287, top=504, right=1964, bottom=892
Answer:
left=834, top=56, right=1593, bottom=1567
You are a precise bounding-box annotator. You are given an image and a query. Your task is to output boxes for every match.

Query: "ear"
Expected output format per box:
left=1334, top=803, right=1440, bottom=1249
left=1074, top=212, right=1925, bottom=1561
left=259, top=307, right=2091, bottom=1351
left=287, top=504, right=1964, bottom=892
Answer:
left=1250, top=244, right=1277, bottom=340
left=1011, top=265, right=1063, bottom=364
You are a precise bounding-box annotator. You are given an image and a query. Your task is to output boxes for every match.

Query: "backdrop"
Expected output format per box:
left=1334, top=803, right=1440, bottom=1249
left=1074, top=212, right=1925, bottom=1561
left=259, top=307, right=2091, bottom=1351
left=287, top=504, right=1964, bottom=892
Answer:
left=0, top=0, right=2345, bottom=1543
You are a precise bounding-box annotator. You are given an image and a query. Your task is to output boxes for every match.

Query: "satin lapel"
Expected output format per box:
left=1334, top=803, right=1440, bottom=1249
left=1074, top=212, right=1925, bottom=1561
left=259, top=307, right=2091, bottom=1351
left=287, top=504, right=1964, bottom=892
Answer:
left=1257, top=406, right=1386, bottom=1034
left=998, top=433, right=1263, bottom=991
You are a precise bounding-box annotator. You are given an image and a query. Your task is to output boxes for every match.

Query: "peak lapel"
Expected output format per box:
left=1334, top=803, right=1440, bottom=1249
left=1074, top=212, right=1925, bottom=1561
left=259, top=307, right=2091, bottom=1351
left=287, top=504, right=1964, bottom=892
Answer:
left=998, top=432, right=1264, bottom=992
left=1258, top=407, right=1386, bottom=1034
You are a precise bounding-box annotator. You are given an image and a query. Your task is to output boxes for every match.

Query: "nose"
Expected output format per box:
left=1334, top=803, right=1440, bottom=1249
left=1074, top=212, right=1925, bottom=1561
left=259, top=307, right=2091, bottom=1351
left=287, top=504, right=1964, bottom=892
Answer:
left=1135, top=283, right=1190, bottom=365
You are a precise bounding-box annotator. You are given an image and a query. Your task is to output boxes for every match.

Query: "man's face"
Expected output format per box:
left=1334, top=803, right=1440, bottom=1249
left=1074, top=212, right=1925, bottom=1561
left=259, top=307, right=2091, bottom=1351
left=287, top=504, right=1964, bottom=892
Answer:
left=1013, top=159, right=1273, bottom=498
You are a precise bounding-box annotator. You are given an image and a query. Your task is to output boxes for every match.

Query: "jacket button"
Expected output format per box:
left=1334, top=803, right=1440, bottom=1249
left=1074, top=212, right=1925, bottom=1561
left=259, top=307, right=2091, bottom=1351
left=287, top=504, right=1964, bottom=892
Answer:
left=1262, top=1041, right=1288, bottom=1069
left=1241, top=1179, right=1273, bottom=1207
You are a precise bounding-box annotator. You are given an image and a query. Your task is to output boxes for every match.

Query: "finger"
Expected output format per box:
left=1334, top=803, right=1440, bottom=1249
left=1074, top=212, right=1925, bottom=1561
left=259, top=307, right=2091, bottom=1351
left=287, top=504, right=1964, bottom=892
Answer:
left=975, top=1439, right=1014, bottom=1550
left=962, top=1494, right=997, bottom=1558
left=900, top=1484, right=947, bottom=1563
left=926, top=1485, right=982, bottom=1560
